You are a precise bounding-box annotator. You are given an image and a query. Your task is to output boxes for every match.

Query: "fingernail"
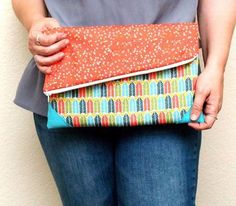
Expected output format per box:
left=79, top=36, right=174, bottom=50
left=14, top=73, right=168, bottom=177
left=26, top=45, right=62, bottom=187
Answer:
left=191, top=114, right=197, bottom=121
left=65, top=39, right=69, bottom=44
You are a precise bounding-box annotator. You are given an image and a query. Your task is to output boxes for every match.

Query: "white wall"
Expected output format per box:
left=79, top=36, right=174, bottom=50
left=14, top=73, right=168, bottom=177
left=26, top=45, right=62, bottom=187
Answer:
left=0, top=0, right=235, bottom=205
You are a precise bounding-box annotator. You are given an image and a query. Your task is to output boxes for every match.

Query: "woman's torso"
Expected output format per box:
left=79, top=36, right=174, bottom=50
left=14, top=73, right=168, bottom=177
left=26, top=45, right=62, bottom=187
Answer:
left=13, top=0, right=198, bottom=117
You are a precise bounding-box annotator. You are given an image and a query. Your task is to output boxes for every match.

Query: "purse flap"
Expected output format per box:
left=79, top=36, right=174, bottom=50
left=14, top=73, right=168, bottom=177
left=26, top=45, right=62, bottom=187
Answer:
left=43, top=22, right=200, bottom=96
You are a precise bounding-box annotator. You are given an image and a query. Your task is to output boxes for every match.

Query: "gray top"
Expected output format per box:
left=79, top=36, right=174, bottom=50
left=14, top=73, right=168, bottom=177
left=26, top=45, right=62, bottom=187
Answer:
left=13, top=0, right=198, bottom=117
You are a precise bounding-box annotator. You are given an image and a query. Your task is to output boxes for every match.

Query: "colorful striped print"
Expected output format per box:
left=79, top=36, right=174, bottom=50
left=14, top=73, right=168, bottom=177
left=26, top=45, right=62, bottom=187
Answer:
left=59, top=108, right=193, bottom=127
left=50, top=91, right=194, bottom=114
left=48, top=58, right=200, bottom=127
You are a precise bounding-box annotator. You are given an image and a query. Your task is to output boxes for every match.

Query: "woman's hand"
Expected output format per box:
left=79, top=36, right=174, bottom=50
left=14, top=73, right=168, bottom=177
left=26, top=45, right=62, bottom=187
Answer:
left=28, top=17, right=69, bottom=74
left=188, top=66, right=224, bottom=130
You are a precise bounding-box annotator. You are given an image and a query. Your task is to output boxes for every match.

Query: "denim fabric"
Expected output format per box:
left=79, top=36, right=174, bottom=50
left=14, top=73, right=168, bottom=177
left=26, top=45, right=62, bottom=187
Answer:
left=33, top=112, right=202, bottom=206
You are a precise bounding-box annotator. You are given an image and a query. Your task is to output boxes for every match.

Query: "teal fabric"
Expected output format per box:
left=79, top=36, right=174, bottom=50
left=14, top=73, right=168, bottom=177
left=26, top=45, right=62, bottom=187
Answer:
left=47, top=103, right=205, bottom=128
left=178, top=107, right=205, bottom=124
left=47, top=104, right=71, bottom=129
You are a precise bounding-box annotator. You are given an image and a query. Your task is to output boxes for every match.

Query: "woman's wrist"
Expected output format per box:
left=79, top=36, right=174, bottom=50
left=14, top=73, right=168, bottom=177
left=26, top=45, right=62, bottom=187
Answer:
left=204, top=56, right=226, bottom=75
left=204, top=62, right=225, bottom=75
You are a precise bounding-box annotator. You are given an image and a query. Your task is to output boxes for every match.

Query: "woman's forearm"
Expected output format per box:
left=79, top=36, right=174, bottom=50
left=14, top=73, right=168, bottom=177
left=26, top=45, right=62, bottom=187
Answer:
left=12, top=0, right=47, bottom=31
left=197, top=0, right=236, bottom=72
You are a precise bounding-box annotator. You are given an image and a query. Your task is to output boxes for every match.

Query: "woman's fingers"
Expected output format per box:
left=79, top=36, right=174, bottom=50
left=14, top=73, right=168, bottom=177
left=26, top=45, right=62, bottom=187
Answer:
left=27, top=17, right=69, bottom=74
left=187, top=66, right=224, bottom=131
left=190, top=89, right=208, bottom=121
left=35, top=32, right=67, bottom=46
left=34, top=52, right=64, bottom=67
left=29, top=32, right=68, bottom=53
left=33, top=38, right=69, bottom=56
left=31, top=31, right=69, bottom=74
left=188, top=114, right=217, bottom=130
left=189, top=90, right=220, bottom=130
left=30, top=30, right=69, bottom=74
left=37, top=65, right=52, bottom=74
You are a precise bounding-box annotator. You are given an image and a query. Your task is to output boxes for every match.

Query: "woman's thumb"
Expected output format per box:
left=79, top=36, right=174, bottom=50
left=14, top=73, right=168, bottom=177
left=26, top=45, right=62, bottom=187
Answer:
left=191, top=91, right=206, bottom=121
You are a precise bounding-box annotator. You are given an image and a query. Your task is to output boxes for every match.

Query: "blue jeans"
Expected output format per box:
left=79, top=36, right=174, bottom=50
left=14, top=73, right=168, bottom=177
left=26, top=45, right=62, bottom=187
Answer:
left=33, top=112, right=202, bottom=206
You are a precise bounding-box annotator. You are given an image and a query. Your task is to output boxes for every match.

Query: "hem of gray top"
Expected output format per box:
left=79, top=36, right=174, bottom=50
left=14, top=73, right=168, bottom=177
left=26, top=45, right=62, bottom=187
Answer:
left=13, top=98, right=48, bottom=118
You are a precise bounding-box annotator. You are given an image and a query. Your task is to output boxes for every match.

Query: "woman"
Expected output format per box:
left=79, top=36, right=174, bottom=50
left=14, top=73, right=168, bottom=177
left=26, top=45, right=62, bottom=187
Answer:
left=12, top=0, right=235, bottom=205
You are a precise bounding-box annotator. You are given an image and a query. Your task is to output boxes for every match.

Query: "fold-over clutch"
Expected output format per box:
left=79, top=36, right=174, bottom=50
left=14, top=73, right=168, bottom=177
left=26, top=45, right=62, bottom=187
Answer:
left=42, top=22, right=205, bottom=129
